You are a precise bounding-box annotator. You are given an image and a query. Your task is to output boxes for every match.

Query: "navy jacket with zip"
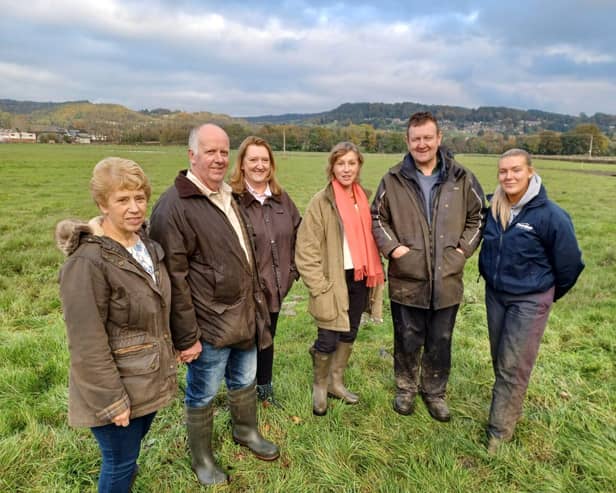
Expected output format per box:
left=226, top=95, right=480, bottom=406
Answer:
left=478, top=185, right=584, bottom=301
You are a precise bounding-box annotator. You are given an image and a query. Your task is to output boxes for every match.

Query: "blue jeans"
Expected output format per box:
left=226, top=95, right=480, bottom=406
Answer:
left=486, top=285, right=554, bottom=439
left=185, top=340, right=257, bottom=408
left=90, top=412, right=156, bottom=493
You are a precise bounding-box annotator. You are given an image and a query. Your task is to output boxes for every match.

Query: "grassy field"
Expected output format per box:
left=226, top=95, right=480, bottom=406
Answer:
left=0, top=144, right=614, bottom=492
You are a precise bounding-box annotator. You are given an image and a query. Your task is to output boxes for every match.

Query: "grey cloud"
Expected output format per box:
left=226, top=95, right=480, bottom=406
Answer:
left=1, top=1, right=616, bottom=116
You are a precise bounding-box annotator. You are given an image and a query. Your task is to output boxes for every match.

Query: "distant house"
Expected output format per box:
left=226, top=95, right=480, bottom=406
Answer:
left=65, top=129, right=91, bottom=144
left=91, top=133, right=109, bottom=142
left=19, top=132, right=36, bottom=143
left=76, top=132, right=91, bottom=144
left=34, top=125, right=68, bottom=143
left=0, top=129, right=36, bottom=143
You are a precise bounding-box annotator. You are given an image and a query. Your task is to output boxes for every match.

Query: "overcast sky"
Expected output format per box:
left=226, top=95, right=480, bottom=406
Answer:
left=1, top=0, right=615, bottom=117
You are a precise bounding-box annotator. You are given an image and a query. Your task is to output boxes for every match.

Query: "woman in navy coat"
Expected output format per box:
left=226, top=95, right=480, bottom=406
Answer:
left=479, top=148, right=584, bottom=454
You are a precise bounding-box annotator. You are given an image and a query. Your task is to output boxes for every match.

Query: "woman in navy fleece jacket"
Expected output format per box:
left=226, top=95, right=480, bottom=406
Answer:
left=479, top=148, right=584, bottom=454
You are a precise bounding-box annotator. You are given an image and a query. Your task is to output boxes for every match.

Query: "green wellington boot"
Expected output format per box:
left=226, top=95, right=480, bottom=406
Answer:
left=185, top=404, right=228, bottom=485
left=327, top=342, right=359, bottom=404
left=228, top=382, right=280, bottom=461
left=310, top=346, right=333, bottom=416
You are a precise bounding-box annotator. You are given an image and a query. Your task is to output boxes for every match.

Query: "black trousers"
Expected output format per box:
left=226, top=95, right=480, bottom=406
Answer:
left=391, top=301, right=459, bottom=398
left=314, top=270, right=369, bottom=354
left=256, top=311, right=279, bottom=385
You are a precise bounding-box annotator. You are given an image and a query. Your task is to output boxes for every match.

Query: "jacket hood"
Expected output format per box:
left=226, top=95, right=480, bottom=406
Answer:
left=55, top=217, right=105, bottom=256
left=511, top=174, right=542, bottom=213
left=55, top=216, right=154, bottom=257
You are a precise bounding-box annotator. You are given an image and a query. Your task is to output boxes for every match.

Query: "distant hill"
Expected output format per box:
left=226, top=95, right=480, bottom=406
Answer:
left=2, top=99, right=615, bottom=147
left=0, top=99, right=90, bottom=114
left=245, top=102, right=616, bottom=133
left=0, top=99, right=245, bottom=141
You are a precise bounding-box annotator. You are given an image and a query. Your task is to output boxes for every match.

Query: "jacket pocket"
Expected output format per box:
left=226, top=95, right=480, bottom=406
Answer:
left=390, top=248, right=428, bottom=281
left=113, top=342, right=161, bottom=406
left=205, top=296, right=246, bottom=315
left=441, top=247, right=466, bottom=278
left=308, top=286, right=337, bottom=322
left=108, top=287, right=130, bottom=327
left=127, top=293, right=156, bottom=329
left=202, top=296, right=255, bottom=348
left=189, top=257, right=242, bottom=305
left=213, top=268, right=242, bottom=304
left=113, top=342, right=159, bottom=376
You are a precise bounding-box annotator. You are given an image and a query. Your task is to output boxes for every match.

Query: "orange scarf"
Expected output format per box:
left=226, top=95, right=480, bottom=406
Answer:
left=332, top=180, right=384, bottom=288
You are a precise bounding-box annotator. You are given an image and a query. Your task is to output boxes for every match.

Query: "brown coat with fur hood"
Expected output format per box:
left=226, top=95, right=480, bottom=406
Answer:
left=56, top=218, right=177, bottom=428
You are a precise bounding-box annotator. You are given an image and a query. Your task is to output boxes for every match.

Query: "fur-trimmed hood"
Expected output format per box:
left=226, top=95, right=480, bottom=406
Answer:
left=55, top=217, right=105, bottom=256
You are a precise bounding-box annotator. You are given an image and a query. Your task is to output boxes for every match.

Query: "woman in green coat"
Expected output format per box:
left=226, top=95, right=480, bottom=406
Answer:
left=296, top=142, right=384, bottom=416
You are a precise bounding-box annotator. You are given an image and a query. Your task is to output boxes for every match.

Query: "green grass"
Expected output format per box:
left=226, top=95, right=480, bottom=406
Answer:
left=0, top=144, right=614, bottom=492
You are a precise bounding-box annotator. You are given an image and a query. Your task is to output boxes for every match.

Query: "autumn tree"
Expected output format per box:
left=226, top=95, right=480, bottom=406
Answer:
left=567, top=124, right=609, bottom=156
left=537, top=131, right=562, bottom=155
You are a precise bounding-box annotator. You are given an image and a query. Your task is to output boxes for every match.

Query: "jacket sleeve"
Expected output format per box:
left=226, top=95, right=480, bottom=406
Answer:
left=371, top=178, right=401, bottom=257
left=546, top=207, right=585, bottom=301
left=149, top=199, right=200, bottom=351
left=295, top=195, right=331, bottom=296
left=289, top=195, right=302, bottom=280
left=458, top=172, right=486, bottom=257
left=59, top=256, right=130, bottom=422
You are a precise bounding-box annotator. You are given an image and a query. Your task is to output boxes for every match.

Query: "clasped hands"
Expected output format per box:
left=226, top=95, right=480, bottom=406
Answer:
left=178, top=340, right=202, bottom=364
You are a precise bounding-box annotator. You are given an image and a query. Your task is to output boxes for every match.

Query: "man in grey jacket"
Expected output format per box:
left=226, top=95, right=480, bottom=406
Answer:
left=371, top=112, right=484, bottom=421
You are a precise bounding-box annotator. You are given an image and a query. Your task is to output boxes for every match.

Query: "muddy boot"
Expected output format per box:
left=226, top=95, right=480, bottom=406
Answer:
left=310, top=346, right=333, bottom=416
left=487, top=382, right=525, bottom=442
left=421, top=394, right=451, bottom=422
left=185, top=405, right=228, bottom=485
left=393, top=347, right=420, bottom=416
left=393, top=390, right=416, bottom=415
left=486, top=433, right=505, bottom=456
left=420, top=357, right=451, bottom=422
left=328, top=342, right=359, bottom=404
left=228, top=382, right=280, bottom=461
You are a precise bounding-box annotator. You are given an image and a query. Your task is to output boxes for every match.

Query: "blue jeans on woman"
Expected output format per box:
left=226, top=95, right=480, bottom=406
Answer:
left=90, top=412, right=156, bottom=493
left=486, top=285, right=554, bottom=440
left=185, top=340, right=257, bottom=408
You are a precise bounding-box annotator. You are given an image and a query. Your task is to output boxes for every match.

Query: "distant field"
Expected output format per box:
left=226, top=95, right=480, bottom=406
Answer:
left=0, top=144, right=614, bottom=492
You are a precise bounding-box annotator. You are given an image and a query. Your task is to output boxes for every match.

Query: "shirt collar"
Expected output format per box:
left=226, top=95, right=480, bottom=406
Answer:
left=186, top=170, right=231, bottom=197
left=245, top=181, right=272, bottom=204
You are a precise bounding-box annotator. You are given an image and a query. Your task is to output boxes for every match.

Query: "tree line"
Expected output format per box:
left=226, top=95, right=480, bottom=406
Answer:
left=119, top=121, right=615, bottom=156
left=245, top=102, right=616, bottom=133
left=446, top=124, right=613, bottom=156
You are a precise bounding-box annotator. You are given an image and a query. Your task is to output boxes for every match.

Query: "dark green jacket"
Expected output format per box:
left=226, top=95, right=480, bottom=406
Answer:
left=371, top=149, right=485, bottom=309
